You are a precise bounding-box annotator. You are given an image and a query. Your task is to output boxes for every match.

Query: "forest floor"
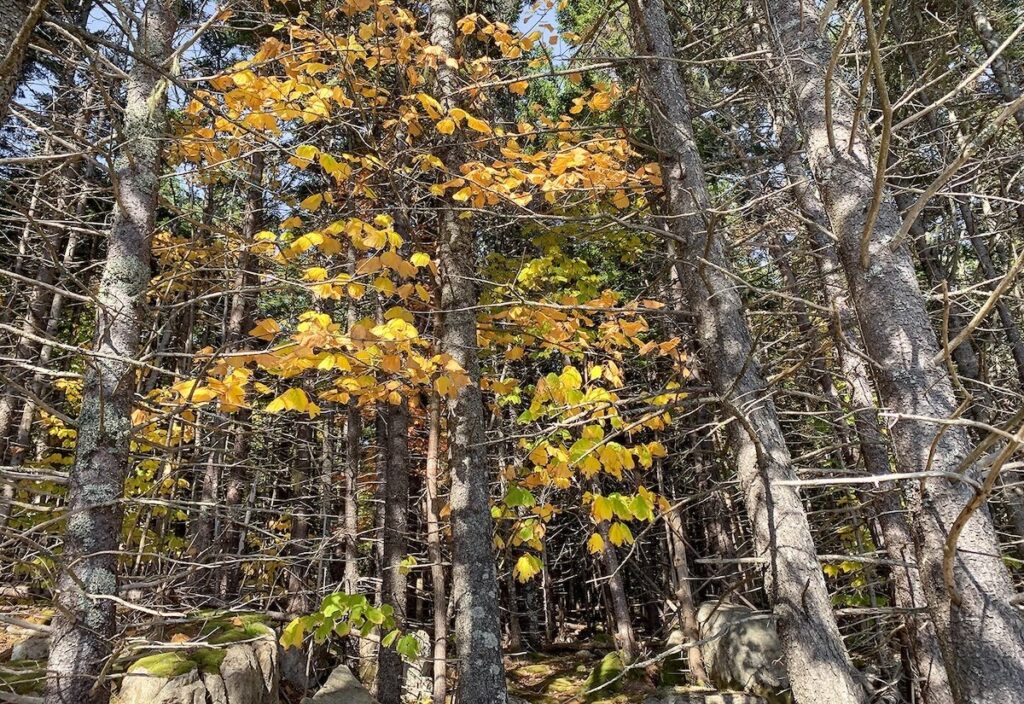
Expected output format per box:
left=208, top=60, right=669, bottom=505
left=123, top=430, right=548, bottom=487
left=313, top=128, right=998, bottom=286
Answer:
left=506, top=650, right=658, bottom=704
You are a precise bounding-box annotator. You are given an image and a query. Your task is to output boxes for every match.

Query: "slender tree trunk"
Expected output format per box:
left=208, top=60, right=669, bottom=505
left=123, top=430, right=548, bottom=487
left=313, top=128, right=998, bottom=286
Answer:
left=286, top=423, right=312, bottom=617
left=343, top=399, right=361, bottom=592
left=44, top=2, right=177, bottom=702
left=766, top=1, right=1024, bottom=700
left=595, top=520, right=637, bottom=661
left=424, top=391, right=448, bottom=704
left=218, top=152, right=264, bottom=597
left=377, top=400, right=409, bottom=704
left=427, top=0, right=507, bottom=700
left=965, top=0, right=1024, bottom=134
left=0, top=0, right=47, bottom=126
left=627, top=2, right=865, bottom=702
left=959, top=203, right=1024, bottom=388
left=663, top=504, right=707, bottom=683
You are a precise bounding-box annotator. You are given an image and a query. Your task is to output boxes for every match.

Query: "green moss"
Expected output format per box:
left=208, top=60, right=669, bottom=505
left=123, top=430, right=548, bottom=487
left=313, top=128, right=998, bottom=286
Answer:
left=196, top=613, right=273, bottom=645
left=204, top=621, right=274, bottom=645
left=660, top=655, right=685, bottom=686
left=128, top=652, right=197, bottom=678
left=127, top=646, right=228, bottom=679
left=582, top=651, right=625, bottom=700
left=190, top=647, right=227, bottom=674
left=514, top=663, right=557, bottom=678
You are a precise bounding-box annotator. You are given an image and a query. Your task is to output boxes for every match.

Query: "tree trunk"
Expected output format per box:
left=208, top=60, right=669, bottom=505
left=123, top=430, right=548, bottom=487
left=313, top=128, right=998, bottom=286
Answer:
left=218, top=151, right=264, bottom=597
left=427, top=0, right=507, bottom=700
left=377, top=400, right=409, bottom=704
left=965, top=0, right=1024, bottom=134
left=0, top=0, right=47, bottom=125
left=766, top=1, right=1024, bottom=700
left=627, top=1, right=866, bottom=702
left=778, top=125, right=953, bottom=704
left=664, top=504, right=708, bottom=684
left=44, top=2, right=177, bottom=702
left=424, top=391, right=448, bottom=704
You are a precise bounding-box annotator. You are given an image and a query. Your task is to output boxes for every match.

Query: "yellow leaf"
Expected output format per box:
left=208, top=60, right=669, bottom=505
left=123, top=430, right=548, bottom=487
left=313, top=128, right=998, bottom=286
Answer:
left=290, top=144, right=318, bottom=169
left=410, top=252, right=431, bottom=267
left=266, top=387, right=309, bottom=414
left=466, top=115, right=491, bottom=134
left=587, top=533, right=605, bottom=554
left=529, top=444, right=548, bottom=467
left=513, top=554, right=542, bottom=582
left=416, top=93, right=444, bottom=119
left=435, top=375, right=453, bottom=397
left=231, top=70, right=256, bottom=86
left=590, top=91, right=613, bottom=111
left=591, top=495, right=613, bottom=523
left=300, top=193, right=323, bottom=211
left=249, top=318, right=280, bottom=341
left=436, top=117, right=456, bottom=135
left=509, top=80, right=528, bottom=95
left=612, top=190, right=630, bottom=210
left=608, top=521, right=634, bottom=546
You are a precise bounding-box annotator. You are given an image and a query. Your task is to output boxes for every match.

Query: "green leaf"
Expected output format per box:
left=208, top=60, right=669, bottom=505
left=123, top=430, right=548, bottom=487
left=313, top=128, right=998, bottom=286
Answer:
left=505, top=486, right=536, bottom=508
left=397, top=634, right=421, bottom=661
left=630, top=493, right=654, bottom=522
left=608, top=493, right=632, bottom=521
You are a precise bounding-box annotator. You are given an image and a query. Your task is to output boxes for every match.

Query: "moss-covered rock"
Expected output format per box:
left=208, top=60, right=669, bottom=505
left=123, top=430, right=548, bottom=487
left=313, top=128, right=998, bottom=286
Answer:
left=127, top=652, right=198, bottom=679
left=582, top=651, right=625, bottom=700
left=203, top=621, right=274, bottom=645
left=118, top=622, right=278, bottom=704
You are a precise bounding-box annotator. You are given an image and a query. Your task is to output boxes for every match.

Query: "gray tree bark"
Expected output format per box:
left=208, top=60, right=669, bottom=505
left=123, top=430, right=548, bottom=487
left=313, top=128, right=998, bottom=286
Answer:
left=779, top=125, right=953, bottom=704
left=377, top=400, right=409, bottom=704
left=424, top=391, right=448, bottom=704
left=428, top=0, right=507, bottom=699
left=627, top=1, right=866, bottom=702
left=765, top=1, right=1024, bottom=700
left=44, top=2, right=177, bottom=702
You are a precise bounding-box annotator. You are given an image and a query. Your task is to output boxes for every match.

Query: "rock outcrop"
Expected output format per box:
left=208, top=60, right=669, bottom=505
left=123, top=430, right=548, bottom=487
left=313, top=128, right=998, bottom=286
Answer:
left=696, top=602, right=790, bottom=704
left=301, top=664, right=377, bottom=704
left=116, top=619, right=279, bottom=704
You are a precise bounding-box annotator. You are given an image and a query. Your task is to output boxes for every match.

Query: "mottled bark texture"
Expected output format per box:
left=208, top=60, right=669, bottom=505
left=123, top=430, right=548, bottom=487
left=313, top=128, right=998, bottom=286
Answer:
left=0, top=0, right=47, bottom=125
left=778, top=125, right=953, bottom=704
left=44, top=2, right=177, bottom=703
left=765, top=1, right=1024, bottom=700
left=627, top=1, right=866, bottom=702
left=429, top=0, right=507, bottom=699
left=377, top=400, right=409, bottom=704
left=424, top=392, right=448, bottom=704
